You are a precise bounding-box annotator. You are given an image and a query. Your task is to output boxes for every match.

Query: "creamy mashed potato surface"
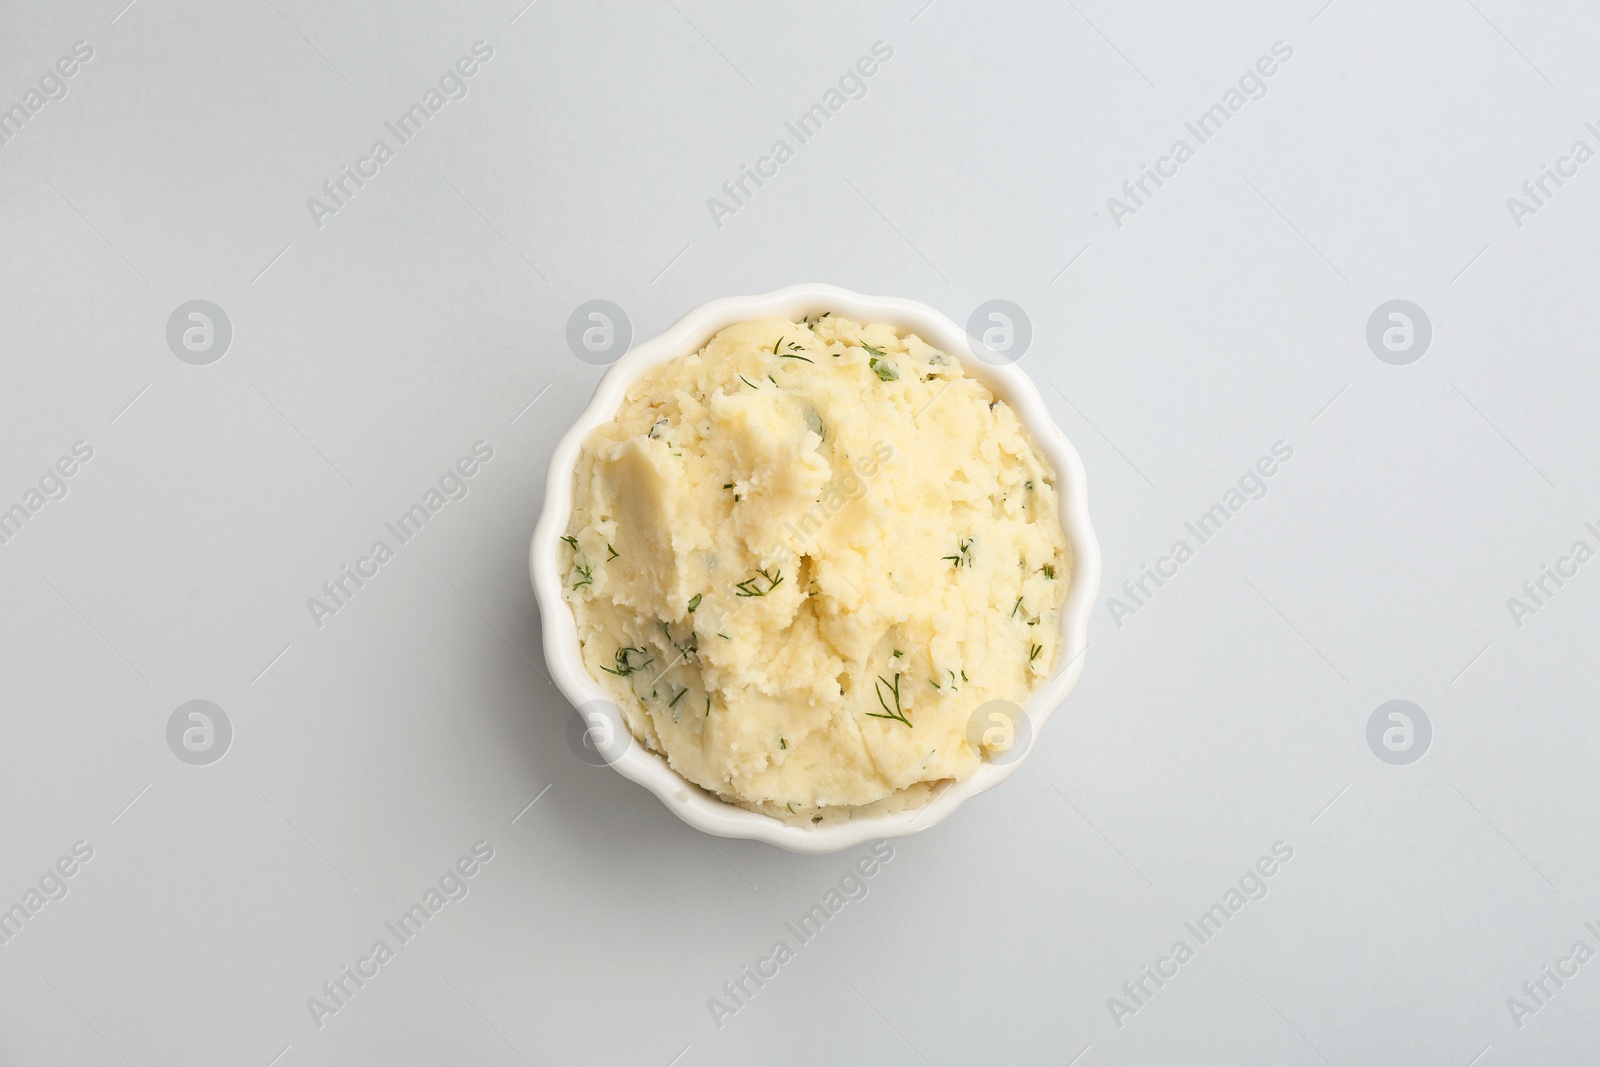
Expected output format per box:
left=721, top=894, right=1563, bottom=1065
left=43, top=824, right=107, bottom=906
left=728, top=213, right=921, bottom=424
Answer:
left=562, top=314, right=1069, bottom=823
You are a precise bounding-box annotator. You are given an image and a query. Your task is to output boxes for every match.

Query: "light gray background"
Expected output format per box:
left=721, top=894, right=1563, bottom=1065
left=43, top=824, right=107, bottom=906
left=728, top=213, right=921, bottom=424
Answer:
left=2, top=0, right=1596, bottom=1064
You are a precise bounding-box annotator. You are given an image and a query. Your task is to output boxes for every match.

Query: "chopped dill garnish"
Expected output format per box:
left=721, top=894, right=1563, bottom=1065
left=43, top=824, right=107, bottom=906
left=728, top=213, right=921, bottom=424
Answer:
left=1012, top=596, right=1023, bottom=617
left=661, top=621, right=700, bottom=664
left=860, top=341, right=885, bottom=357
left=571, top=564, right=593, bottom=589
left=739, top=375, right=758, bottom=389
left=705, top=696, right=711, bottom=716
left=735, top=568, right=783, bottom=597
left=687, top=593, right=702, bottom=612
left=868, top=356, right=898, bottom=381
left=600, top=646, right=652, bottom=676
left=606, top=544, right=619, bottom=560
left=781, top=352, right=814, bottom=362
left=1030, top=644, right=1043, bottom=662
left=787, top=801, right=797, bottom=813
left=1041, top=564, right=1055, bottom=579
left=779, top=737, right=787, bottom=749
left=722, top=483, right=733, bottom=489
left=560, top=535, right=578, bottom=550
left=893, top=649, right=903, bottom=658
left=943, top=538, right=973, bottom=568
left=773, top=336, right=784, bottom=354
left=866, top=672, right=912, bottom=728
left=669, top=687, right=687, bottom=708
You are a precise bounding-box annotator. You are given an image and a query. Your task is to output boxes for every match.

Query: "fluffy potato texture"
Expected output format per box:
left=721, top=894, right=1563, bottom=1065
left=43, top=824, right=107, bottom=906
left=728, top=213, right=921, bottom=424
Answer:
left=562, top=315, right=1068, bottom=823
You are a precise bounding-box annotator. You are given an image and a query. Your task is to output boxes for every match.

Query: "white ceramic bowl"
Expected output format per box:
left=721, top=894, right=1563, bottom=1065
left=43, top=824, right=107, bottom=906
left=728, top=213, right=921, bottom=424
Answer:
left=531, top=283, right=1100, bottom=853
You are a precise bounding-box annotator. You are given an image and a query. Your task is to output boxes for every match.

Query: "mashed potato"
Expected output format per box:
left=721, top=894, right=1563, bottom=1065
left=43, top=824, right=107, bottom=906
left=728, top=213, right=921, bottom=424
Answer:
left=562, top=314, right=1069, bottom=823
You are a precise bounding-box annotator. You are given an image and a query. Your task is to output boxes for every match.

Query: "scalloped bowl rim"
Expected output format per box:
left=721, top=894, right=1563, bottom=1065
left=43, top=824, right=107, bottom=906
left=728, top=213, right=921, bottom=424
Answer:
left=530, top=283, right=1100, bottom=854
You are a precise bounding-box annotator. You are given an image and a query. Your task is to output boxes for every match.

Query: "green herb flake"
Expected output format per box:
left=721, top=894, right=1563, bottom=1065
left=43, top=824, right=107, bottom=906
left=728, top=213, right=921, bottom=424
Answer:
left=600, top=646, right=652, bottom=677
left=571, top=564, right=594, bottom=590
left=735, top=568, right=783, bottom=598
left=687, top=593, right=702, bottom=612
left=866, top=672, right=912, bottom=728
left=943, top=537, right=974, bottom=568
